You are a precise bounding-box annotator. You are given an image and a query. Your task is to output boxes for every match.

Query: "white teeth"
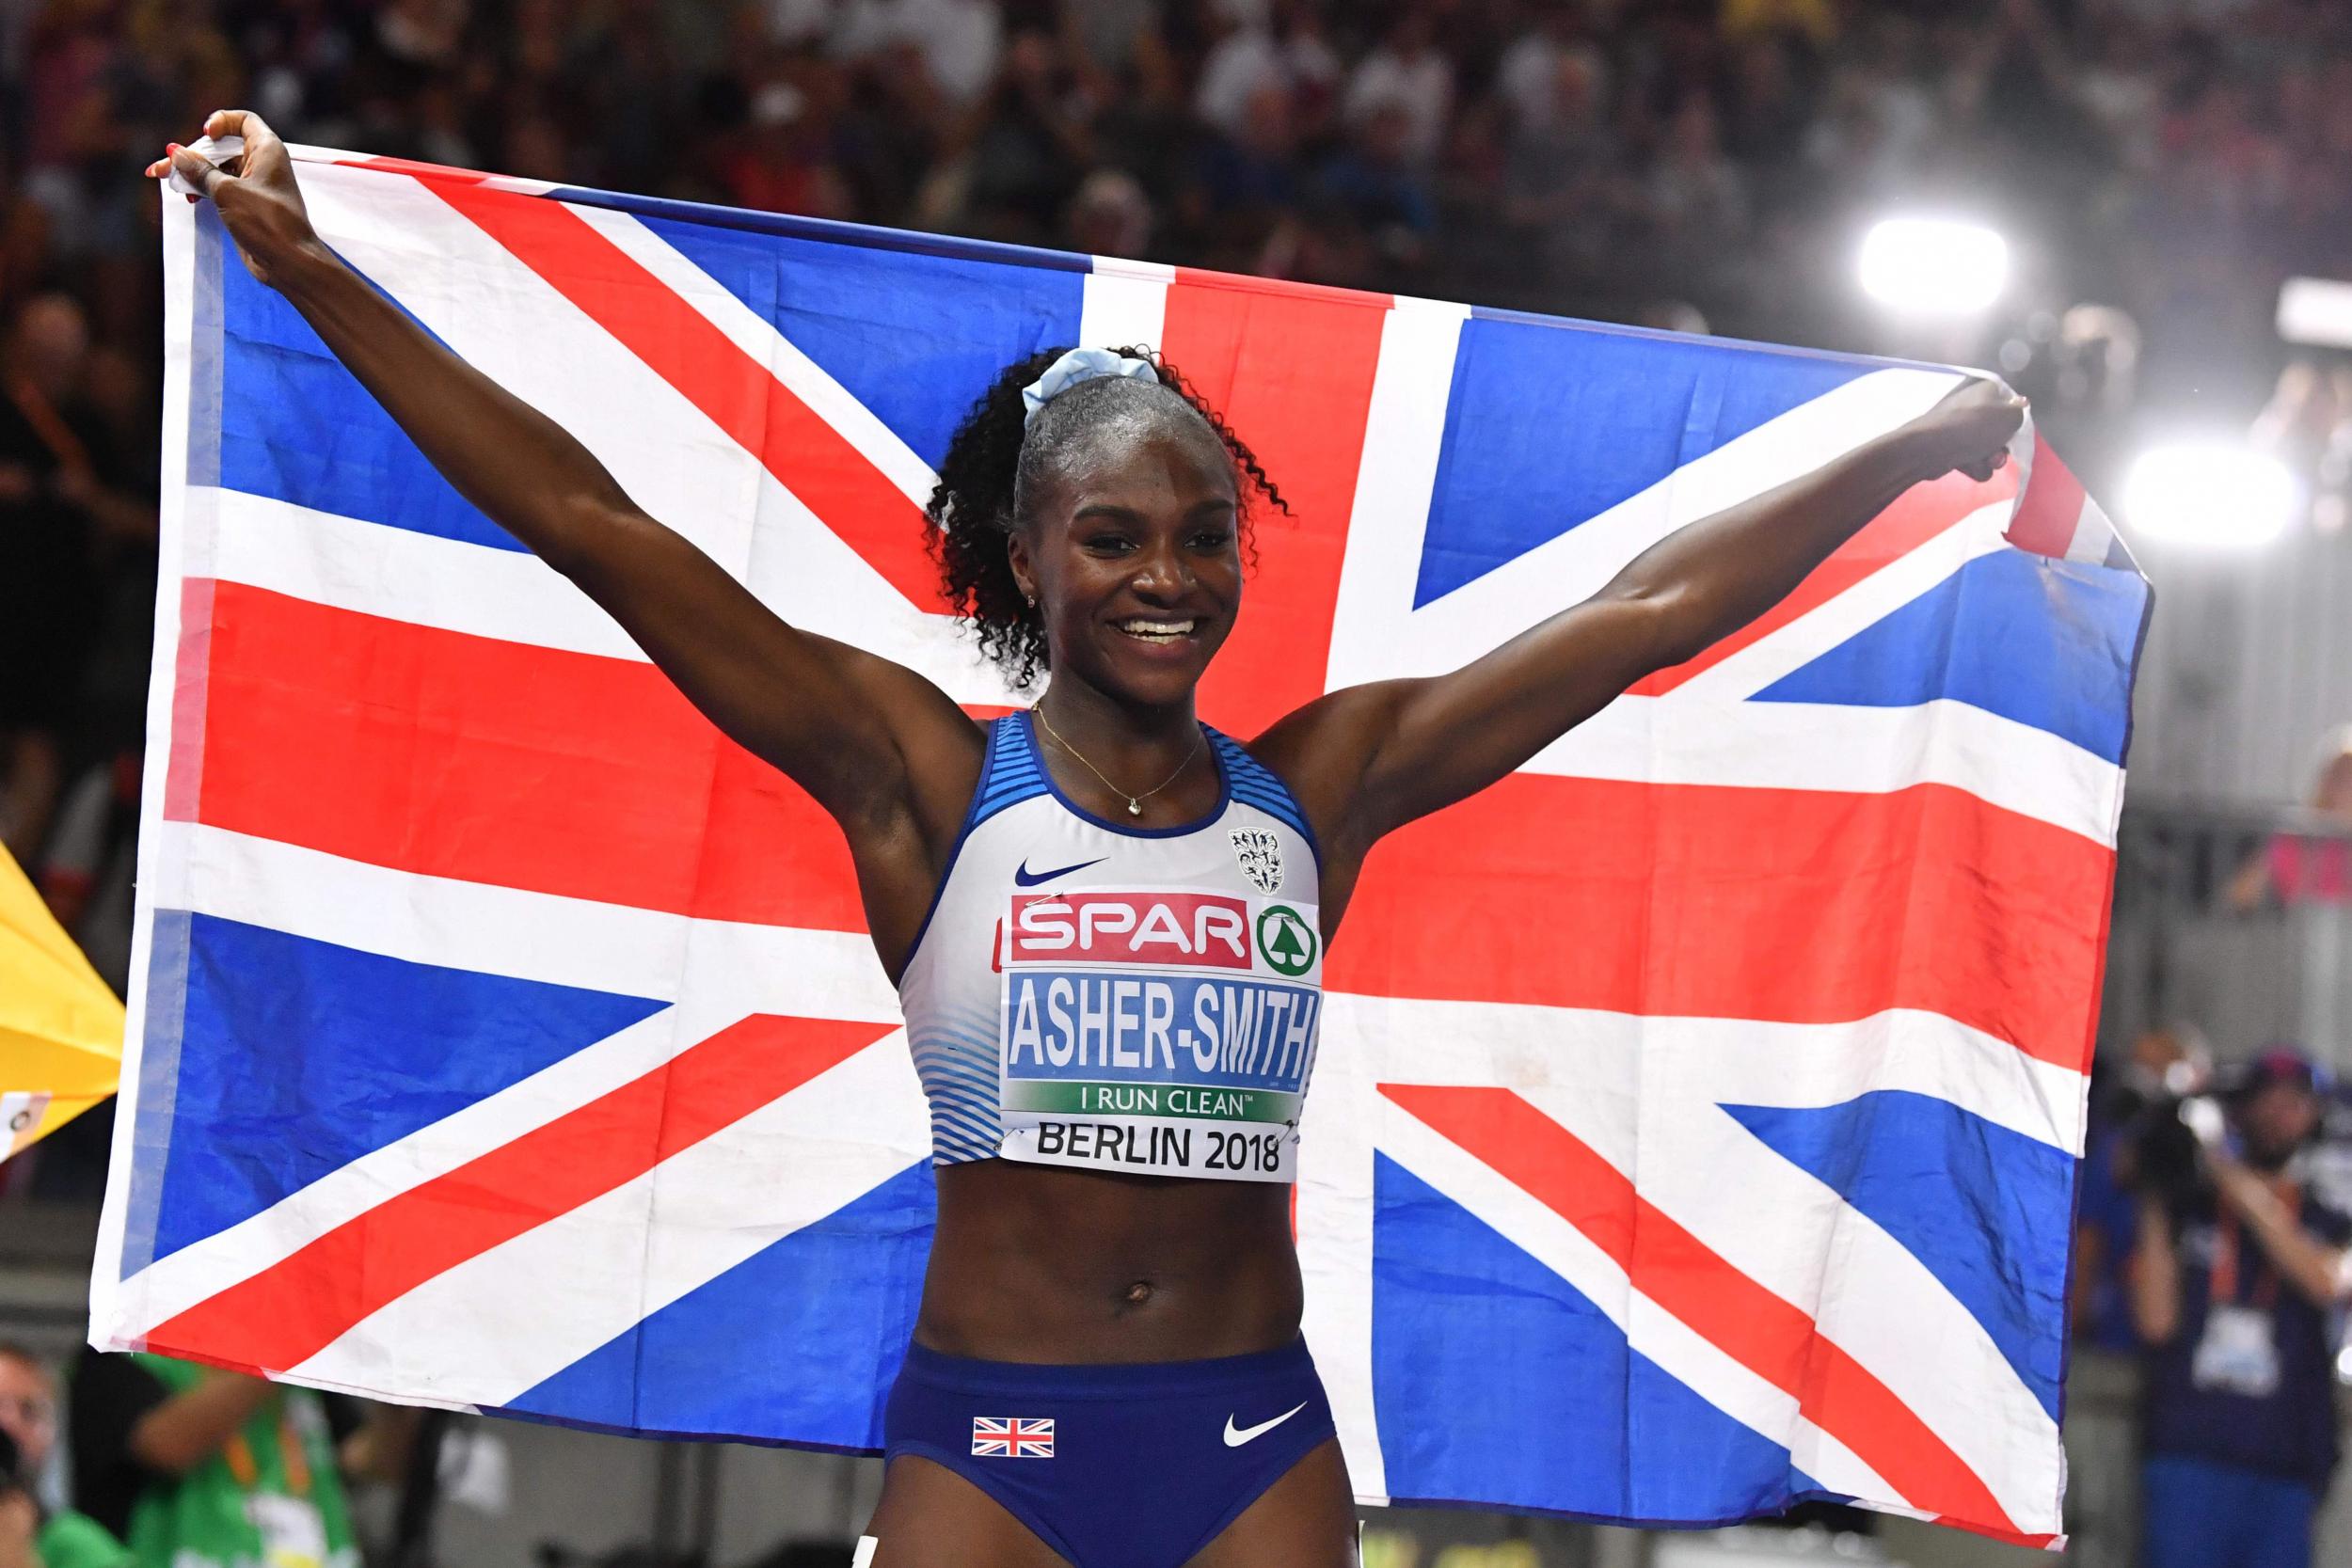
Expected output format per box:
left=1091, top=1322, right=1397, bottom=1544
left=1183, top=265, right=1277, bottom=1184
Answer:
left=1118, top=619, right=1196, bottom=641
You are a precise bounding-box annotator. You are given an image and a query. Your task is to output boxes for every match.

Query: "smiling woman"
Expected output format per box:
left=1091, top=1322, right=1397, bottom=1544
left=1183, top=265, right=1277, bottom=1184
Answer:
left=928, top=343, right=1288, bottom=696
left=156, top=105, right=2026, bottom=1568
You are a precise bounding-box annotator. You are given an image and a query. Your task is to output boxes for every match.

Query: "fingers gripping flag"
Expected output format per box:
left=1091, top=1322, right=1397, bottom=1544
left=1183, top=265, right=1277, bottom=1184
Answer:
left=98, top=149, right=2148, bottom=1544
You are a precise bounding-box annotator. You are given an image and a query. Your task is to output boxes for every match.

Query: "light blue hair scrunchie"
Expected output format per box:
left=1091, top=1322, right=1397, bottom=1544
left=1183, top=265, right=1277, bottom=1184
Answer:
left=1021, top=347, right=1161, bottom=429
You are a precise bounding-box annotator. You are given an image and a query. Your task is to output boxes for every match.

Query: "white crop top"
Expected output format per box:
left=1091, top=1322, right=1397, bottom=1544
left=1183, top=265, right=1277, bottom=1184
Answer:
left=898, top=712, right=1324, bottom=1182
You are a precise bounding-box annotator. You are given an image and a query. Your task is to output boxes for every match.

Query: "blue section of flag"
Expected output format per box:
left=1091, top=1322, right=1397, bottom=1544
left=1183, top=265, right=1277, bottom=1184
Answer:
left=1724, top=1092, right=2073, bottom=1421
left=215, top=237, right=521, bottom=549
left=640, top=216, right=1086, bottom=471
left=501, top=1160, right=936, bottom=1447
left=146, top=914, right=663, bottom=1267
left=1753, top=549, right=2150, bottom=763
left=548, top=185, right=1094, bottom=275
left=1415, top=320, right=1868, bottom=606
left=1373, top=1155, right=1796, bottom=1521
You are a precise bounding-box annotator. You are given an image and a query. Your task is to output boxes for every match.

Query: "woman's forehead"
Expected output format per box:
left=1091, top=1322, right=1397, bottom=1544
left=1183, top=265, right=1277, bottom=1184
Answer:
left=1043, top=415, right=1237, bottom=507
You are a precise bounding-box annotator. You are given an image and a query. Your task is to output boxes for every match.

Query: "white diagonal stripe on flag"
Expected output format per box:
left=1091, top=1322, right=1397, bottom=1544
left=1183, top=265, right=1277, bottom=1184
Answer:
left=1325, top=295, right=1470, bottom=695
left=1348, top=369, right=1968, bottom=678
left=564, top=200, right=942, bottom=515
left=1323, top=995, right=2077, bottom=1157
left=1374, top=1096, right=1906, bottom=1509
left=197, top=487, right=644, bottom=660
left=147, top=821, right=900, bottom=1014
left=1642, top=1093, right=2060, bottom=1529
left=295, top=166, right=768, bottom=571
left=1664, top=501, right=2010, bottom=704
left=1524, top=693, right=2122, bottom=845
left=282, top=1028, right=927, bottom=1407
left=300, top=165, right=1020, bottom=705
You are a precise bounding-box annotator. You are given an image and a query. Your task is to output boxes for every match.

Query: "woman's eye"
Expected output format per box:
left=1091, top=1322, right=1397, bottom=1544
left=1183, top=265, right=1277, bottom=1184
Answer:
left=1085, top=534, right=1135, bottom=553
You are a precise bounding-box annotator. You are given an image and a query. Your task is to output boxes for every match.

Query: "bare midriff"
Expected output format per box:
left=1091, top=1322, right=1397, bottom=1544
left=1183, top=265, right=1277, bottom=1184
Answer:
left=912, top=1158, right=1301, bottom=1363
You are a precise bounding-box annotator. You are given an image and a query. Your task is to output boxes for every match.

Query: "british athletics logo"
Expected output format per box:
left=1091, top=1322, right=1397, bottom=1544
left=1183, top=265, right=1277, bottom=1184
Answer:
left=95, top=143, right=2146, bottom=1545
left=972, top=1418, right=1057, bottom=1459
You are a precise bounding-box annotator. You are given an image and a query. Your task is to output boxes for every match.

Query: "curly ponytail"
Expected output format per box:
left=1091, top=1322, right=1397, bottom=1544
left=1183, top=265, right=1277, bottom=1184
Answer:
left=925, top=345, right=1289, bottom=690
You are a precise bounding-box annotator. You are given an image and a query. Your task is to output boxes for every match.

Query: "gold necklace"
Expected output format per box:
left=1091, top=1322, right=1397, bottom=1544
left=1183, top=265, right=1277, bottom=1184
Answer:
left=1034, top=702, right=1204, bottom=817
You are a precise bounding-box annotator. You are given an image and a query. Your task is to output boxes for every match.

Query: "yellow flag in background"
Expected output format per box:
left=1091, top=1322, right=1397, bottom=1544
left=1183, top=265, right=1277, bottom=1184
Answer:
left=1, top=840, right=123, bottom=1161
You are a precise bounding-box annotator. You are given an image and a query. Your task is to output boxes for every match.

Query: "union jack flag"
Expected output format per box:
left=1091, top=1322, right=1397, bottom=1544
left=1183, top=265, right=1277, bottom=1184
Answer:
left=970, top=1418, right=1057, bottom=1459
left=92, top=148, right=2148, bottom=1545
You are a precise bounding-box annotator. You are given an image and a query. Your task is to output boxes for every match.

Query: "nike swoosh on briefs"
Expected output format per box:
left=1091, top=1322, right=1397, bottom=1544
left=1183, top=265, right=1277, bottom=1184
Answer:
left=1013, top=856, right=1105, bottom=887
left=1223, top=1402, right=1311, bottom=1448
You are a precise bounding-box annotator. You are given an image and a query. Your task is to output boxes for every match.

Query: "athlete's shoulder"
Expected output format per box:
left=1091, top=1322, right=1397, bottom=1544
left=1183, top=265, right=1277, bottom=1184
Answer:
left=1237, top=681, right=1420, bottom=848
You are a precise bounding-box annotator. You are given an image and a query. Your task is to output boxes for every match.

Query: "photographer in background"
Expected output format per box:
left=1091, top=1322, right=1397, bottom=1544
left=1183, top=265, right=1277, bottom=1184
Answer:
left=2132, top=1048, right=2352, bottom=1568
left=68, top=1354, right=357, bottom=1568
left=0, top=1344, right=131, bottom=1568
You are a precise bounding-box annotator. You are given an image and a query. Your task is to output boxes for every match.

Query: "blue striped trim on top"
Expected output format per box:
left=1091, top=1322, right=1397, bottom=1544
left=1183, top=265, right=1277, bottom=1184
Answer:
left=973, top=715, right=1048, bottom=825
left=1207, top=728, right=1319, bottom=863
left=896, top=717, right=1046, bottom=983
left=910, top=996, right=1005, bottom=1165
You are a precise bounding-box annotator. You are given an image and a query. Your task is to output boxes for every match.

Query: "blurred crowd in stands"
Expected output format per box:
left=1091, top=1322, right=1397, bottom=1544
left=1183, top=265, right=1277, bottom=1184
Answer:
left=8, top=0, right=2352, bottom=1189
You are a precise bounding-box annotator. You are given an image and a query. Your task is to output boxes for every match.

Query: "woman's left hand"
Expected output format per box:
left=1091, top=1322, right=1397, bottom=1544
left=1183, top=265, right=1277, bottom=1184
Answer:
left=1899, top=377, right=2029, bottom=483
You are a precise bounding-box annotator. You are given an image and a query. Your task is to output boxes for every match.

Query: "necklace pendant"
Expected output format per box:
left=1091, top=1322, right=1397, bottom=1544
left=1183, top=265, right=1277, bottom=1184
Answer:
left=1126, top=798, right=1141, bottom=816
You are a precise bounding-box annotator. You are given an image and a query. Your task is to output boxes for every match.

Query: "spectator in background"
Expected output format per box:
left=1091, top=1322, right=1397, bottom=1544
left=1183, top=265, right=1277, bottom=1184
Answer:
left=2252, top=363, right=2352, bottom=536
left=37, top=746, right=140, bottom=1000
left=1720, top=0, right=1839, bottom=50
left=831, top=0, right=1002, bottom=108
left=719, top=80, right=853, bottom=219
left=1194, top=0, right=1341, bottom=140
left=1500, top=45, right=1625, bottom=285
left=934, top=24, right=1103, bottom=244
left=1063, top=167, right=1153, bottom=260
left=1315, top=93, right=1437, bottom=271
left=69, top=1354, right=358, bottom=1568
left=2130, top=1047, right=2352, bottom=1568
left=0, top=294, right=109, bottom=860
left=1343, top=10, right=1452, bottom=169
left=2076, top=1025, right=2215, bottom=1351
left=1188, top=79, right=1302, bottom=266
left=2229, top=727, right=2352, bottom=911
left=3, top=1433, right=37, bottom=1568
left=1496, top=4, right=1608, bottom=137
left=1641, top=93, right=1748, bottom=295
left=0, top=1347, right=131, bottom=1568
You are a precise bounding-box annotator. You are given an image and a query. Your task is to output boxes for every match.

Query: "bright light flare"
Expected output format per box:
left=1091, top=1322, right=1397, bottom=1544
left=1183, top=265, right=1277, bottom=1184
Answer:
left=1857, top=217, right=2010, bottom=316
left=2122, top=441, right=2297, bottom=548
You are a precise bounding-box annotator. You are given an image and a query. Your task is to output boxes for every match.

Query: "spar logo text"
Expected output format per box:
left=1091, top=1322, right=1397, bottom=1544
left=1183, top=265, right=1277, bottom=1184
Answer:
left=1008, top=893, right=1254, bottom=971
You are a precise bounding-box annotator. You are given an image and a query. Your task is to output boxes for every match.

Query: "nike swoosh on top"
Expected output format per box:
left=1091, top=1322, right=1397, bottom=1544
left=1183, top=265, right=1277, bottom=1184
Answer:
left=1223, top=1402, right=1311, bottom=1448
left=1013, top=856, right=1105, bottom=887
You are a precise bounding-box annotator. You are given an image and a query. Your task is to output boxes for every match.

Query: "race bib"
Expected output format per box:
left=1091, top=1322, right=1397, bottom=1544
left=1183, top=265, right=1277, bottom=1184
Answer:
left=995, top=887, right=1322, bottom=1181
left=2191, top=1303, right=2281, bottom=1397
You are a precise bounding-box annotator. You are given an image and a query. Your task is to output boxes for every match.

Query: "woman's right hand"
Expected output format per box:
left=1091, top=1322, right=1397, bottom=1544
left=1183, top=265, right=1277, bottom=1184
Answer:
left=145, top=109, right=323, bottom=289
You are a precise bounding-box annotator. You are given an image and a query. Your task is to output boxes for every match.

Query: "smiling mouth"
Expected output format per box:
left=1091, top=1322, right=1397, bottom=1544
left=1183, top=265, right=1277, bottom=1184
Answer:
left=1116, top=617, right=1199, bottom=644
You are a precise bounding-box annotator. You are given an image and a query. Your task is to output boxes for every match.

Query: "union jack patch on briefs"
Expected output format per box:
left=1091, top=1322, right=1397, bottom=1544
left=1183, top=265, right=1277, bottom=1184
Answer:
left=972, top=1417, right=1056, bottom=1458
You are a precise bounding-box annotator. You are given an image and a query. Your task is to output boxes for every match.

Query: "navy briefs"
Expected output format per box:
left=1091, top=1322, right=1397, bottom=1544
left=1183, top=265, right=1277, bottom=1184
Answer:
left=881, top=1338, right=1338, bottom=1566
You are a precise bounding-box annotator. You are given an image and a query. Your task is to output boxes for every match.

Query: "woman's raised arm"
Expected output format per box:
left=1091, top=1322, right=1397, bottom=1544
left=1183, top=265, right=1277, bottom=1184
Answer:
left=154, top=112, right=978, bottom=838
left=1256, top=379, right=2028, bottom=881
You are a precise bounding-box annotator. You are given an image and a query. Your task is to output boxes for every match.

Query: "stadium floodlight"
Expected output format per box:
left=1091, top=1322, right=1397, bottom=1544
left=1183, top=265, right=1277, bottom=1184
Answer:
left=2121, top=440, right=2297, bottom=548
left=2279, top=276, right=2352, bottom=349
left=1857, top=217, right=2010, bottom=316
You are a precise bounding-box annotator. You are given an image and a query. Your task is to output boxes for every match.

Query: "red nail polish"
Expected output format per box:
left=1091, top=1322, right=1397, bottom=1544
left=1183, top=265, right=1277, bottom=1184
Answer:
left=167, top=143, right=183, bottom=155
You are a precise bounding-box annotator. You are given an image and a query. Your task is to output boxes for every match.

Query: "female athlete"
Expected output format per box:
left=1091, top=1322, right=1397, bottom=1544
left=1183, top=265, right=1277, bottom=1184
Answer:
left=157, top=112, right=2025, bottom=1568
